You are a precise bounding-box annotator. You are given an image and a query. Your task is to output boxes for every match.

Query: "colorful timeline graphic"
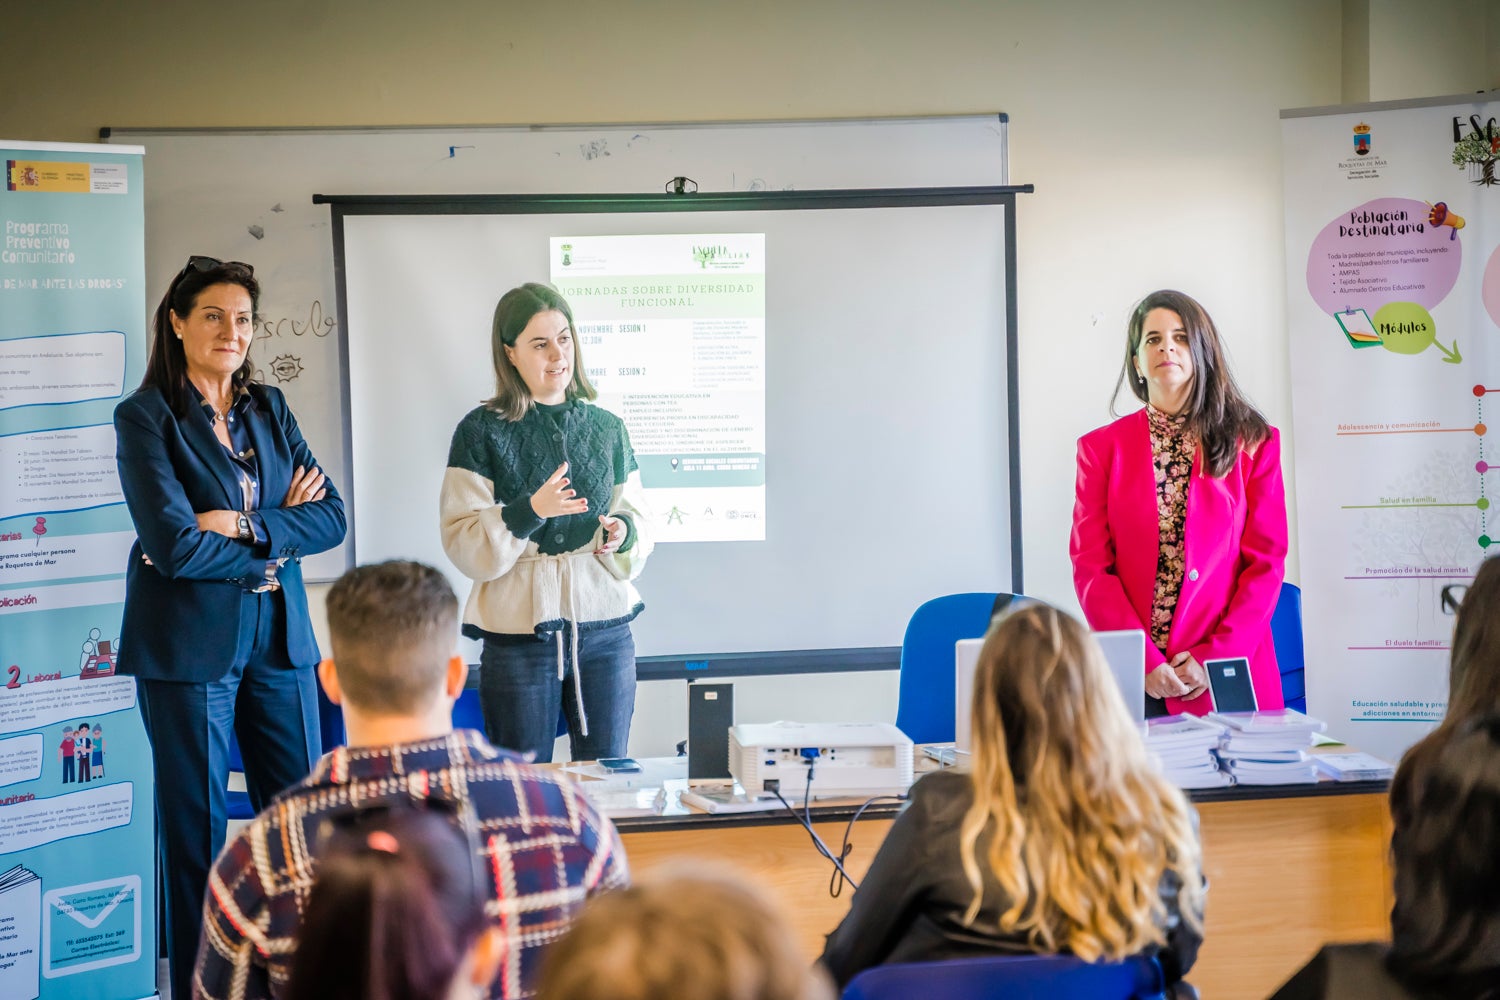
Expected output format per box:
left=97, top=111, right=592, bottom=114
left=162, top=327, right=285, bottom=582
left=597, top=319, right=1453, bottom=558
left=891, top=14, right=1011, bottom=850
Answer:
left=1309, top=196, right=1500, bottom=555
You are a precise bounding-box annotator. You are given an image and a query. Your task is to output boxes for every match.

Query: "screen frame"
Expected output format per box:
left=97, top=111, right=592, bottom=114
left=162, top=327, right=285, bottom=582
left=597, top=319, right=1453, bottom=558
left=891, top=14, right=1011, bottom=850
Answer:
left=319, top=185, right=1031, bottom=680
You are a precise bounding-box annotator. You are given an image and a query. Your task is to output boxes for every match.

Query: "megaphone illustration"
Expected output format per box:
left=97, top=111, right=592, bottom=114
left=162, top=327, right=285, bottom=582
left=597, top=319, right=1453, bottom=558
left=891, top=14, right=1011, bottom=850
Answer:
left=1428, top=201, right=1466, bottom=241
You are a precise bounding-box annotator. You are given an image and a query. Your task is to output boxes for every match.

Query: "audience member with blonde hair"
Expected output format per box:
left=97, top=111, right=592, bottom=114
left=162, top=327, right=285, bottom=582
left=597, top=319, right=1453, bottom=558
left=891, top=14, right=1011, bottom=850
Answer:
left=820, top=603, right=1205, bottom=988
left=536, top=865, right=835, bottom=1000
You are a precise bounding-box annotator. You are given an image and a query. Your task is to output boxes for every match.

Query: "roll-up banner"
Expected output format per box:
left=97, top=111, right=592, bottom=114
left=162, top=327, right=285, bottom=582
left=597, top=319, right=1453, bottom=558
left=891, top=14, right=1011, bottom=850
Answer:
left=1283, top=98, right=1500, bottom=761
left=0, top=141, right=156, bottom=1000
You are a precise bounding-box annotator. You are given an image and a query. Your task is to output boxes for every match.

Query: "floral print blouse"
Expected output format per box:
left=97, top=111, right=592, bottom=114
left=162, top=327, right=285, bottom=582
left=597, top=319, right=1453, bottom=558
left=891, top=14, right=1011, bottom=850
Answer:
left=1148, top=405, right=1195, bottom=653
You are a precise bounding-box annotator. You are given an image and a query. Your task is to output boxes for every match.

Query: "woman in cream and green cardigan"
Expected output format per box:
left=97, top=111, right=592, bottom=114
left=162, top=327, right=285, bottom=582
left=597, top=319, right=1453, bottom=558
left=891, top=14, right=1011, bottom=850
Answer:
left=441, top=282, right=652, bottom=762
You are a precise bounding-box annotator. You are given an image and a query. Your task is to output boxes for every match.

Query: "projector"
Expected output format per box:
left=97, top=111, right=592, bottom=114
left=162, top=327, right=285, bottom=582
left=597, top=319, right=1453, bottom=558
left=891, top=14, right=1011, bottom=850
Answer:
left=728, top=721, right=915, bottom=798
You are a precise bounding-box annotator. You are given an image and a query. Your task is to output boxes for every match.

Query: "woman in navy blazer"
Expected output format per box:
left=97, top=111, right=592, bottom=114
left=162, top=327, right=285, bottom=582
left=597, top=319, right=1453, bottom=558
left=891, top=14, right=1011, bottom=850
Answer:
left=113, top=256, right=345, bottom=1000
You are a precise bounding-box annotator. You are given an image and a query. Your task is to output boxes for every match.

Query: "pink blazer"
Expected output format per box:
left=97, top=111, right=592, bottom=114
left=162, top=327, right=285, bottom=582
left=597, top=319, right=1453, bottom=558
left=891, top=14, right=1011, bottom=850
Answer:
left=1070, top=409, right=1288, bottom=716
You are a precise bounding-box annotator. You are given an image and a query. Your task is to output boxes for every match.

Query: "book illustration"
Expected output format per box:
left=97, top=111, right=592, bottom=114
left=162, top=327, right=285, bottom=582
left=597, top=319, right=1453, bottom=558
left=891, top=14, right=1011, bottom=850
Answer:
left=0, top=865, right=41, bottom=1000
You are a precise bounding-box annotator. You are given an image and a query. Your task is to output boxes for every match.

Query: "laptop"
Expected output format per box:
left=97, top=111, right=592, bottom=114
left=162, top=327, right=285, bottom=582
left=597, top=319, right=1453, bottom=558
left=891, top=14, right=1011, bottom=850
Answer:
left=954, top=628, right=1148, bottom=753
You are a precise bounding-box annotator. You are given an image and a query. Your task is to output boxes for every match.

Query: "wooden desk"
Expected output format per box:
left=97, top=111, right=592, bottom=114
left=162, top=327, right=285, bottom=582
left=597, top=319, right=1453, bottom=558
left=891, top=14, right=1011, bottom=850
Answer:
left=613, top=781, right=1392, bottom=1000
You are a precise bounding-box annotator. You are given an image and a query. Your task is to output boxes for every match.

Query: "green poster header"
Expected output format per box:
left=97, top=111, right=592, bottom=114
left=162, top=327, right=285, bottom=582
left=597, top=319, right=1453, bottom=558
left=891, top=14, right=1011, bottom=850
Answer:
left=554, top=274, right=764, bottom=319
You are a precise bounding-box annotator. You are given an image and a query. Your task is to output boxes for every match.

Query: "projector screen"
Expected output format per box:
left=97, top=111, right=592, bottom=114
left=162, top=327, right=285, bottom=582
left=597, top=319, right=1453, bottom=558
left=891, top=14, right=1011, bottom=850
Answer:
left=329, top=190, right=1021, bottom=674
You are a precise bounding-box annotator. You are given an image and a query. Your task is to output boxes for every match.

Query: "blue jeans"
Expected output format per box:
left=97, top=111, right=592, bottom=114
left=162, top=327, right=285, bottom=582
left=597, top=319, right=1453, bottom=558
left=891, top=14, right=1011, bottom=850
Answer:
left=479, top=622, right=636, bottom=763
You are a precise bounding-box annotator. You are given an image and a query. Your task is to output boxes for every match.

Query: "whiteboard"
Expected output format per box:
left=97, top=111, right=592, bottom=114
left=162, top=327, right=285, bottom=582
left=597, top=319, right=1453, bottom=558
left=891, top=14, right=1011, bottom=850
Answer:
left=104, top=117, right=1009, bottom=580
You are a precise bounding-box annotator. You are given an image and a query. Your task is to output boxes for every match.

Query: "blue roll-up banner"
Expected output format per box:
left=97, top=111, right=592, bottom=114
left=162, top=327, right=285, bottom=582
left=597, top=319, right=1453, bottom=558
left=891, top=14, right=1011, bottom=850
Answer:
left=1, top=141, right=155, bottom=1000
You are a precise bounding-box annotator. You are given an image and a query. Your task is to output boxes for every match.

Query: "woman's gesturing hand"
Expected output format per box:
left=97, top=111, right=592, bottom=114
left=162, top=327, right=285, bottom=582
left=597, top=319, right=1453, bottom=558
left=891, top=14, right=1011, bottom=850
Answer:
left=282, top=465, right=327, bottom=507
left=594, top=514, right=626, bottom=554
left=530, top=462, right=589, bottom=519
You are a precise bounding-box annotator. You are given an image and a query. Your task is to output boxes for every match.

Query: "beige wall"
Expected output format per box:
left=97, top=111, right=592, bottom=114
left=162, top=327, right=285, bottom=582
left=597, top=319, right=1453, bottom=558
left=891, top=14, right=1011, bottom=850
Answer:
left=4, top=0, right=1353, bottom=614
left=1364, top=0, right=1500, bottom=102
left=12, top=3, right=1496, bottom=751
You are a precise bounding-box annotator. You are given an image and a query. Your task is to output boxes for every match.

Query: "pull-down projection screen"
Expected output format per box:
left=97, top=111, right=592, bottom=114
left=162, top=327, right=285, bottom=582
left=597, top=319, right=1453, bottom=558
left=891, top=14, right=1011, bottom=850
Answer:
left=326, top=189, right=1022, bottom=674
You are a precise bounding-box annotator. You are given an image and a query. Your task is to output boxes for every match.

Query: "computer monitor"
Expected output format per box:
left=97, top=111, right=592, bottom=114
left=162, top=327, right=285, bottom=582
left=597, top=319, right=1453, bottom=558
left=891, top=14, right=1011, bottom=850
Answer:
left=954, top=628, right=1148, bottom=752
left=1094, top=629, right=1147, bottom=721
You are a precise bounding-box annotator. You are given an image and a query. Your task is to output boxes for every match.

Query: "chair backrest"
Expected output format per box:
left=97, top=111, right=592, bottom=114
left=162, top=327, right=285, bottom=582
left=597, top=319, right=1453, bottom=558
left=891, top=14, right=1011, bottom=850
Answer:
left=841, top=953, right=1167, bottom=1000
left=453, top=686, right=486, bottom=732
left=895, top=593, right=1017, bottom=744
left=1271, top=582, right=1306, bottom=712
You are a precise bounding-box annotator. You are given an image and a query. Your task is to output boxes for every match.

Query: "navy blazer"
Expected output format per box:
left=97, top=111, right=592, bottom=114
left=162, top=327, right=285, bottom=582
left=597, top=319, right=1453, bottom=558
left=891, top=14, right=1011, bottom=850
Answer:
left=113, top=383, right=346, bottom=683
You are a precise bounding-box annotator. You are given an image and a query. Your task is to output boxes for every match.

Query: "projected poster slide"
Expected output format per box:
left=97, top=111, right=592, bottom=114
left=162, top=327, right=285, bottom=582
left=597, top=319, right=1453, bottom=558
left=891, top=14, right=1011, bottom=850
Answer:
left=551, top=233, right=766, bottom=542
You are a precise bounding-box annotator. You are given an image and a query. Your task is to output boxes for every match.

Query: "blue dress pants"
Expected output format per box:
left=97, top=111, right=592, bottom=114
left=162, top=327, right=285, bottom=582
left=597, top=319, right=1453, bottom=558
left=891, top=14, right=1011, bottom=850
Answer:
left=136, top=589, right=320, bottom=1000
left=479, top=622, right=636, bottom=764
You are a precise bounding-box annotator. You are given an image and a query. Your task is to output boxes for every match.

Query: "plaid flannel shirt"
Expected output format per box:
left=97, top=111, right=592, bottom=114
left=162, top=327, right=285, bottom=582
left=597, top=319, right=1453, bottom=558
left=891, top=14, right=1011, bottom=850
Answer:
left=192, top=729, right=627, bottom=1000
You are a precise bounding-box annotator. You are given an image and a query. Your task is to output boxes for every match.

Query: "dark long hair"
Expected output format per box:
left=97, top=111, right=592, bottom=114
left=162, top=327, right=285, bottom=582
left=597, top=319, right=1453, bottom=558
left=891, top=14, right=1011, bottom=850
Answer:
left=1390, top=556, right=1500, bottom=848
left=286, top=807, right=490, bottom=1000
left=1448, top=556, right=1500, bottom=718
left=139, top=258, right=259, bottom=416
left=485, top=282, right=597, bottom=421
left=1113, top=290, right=1269, bottom=478
left=1387, top=715, right=1500, bottom=994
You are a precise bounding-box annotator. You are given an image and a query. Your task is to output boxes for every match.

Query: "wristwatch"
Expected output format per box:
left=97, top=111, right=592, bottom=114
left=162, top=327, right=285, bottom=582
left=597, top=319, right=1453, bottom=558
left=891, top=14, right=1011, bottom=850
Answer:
left=236, top=513, right=252, bottom=542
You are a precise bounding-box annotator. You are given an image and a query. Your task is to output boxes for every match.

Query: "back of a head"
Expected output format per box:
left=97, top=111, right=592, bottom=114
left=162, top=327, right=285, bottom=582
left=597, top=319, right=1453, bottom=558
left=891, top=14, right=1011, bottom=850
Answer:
left=968, top=602, right=1149, bottom=800
left=535, top=865, right=834, bottom=1000
left=286, top=807, right=489, bottom=1000
left=325, top=560, right=458, bottom=716
left=1448, top=555, right=1500, bottom=719
left=1389, top=715, right=1500, bottom=991
left=960, top=603, right=1203, bottom=961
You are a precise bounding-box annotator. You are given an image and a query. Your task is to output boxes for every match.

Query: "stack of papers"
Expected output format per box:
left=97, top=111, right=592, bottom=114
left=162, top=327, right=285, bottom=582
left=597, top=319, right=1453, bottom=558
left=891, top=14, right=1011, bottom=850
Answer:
left=1146, top=714, right=1232, bottom=789
left=1314, top=751, right=1395, bottom=782
left=1211, top=710, right=1327, bottom=785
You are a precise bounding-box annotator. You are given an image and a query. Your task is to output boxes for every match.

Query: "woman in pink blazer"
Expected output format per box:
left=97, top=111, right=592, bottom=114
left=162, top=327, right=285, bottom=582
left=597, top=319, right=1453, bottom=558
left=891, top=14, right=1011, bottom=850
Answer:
left=1071, top=290, right=1288, bottom=717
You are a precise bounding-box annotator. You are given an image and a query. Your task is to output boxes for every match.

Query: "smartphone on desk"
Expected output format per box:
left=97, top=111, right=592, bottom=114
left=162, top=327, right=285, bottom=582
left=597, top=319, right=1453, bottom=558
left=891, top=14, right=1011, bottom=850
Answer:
left=598, top=757, right=643, bottom=773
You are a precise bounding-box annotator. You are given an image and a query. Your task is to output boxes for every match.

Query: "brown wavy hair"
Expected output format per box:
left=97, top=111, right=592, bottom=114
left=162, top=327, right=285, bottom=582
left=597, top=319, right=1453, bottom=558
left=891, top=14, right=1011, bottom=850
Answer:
left=1114, top=289, right=1270, bottom=478
left=485, top=282, right=597, bottom=421
left=958, top=604, right=1204, bottom=961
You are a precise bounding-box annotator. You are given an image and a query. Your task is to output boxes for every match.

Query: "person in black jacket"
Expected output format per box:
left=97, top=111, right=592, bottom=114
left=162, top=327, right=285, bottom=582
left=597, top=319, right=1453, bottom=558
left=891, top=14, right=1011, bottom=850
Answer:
left=820, top=603, right=1204, bottom=988
left=1271, top=714, right=1500, bottom=999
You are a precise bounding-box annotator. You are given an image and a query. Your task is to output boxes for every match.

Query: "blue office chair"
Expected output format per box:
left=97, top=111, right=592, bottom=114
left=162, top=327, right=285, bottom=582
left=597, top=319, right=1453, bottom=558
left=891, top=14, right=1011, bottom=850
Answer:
left=452, top=674, right=567, bottom=745
left=841, top=953, right=1168, bottom=1000
left=226, top=684, right=346, bottom=821
left=225, top=733, right=254, bottom=821
left=1271, top=582, right=1307, bottom=713
left=894, top=593, right=1019, bottom=744
left=453, top=685, right=487, bottom=732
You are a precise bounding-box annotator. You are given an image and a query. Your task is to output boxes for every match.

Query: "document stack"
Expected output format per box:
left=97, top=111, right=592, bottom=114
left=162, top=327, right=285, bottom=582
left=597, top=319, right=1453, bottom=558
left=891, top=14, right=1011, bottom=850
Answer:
left=1210, top=709, right=1327, bottom=785
left=1145, top=714, right=1232, bottom=789
left=1313, top=751, right=1395, bottom=782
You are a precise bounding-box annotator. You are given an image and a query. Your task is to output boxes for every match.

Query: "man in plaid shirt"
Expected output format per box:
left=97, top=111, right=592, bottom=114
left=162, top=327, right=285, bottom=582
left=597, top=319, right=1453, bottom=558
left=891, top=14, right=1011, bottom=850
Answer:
left=192, top=560, right=628, bottom=1000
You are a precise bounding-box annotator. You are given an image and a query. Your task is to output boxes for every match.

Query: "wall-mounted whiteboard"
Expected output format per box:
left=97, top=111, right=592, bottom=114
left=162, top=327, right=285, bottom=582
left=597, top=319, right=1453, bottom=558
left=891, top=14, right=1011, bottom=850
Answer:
left=103, top=117, right=1010, bottom=581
